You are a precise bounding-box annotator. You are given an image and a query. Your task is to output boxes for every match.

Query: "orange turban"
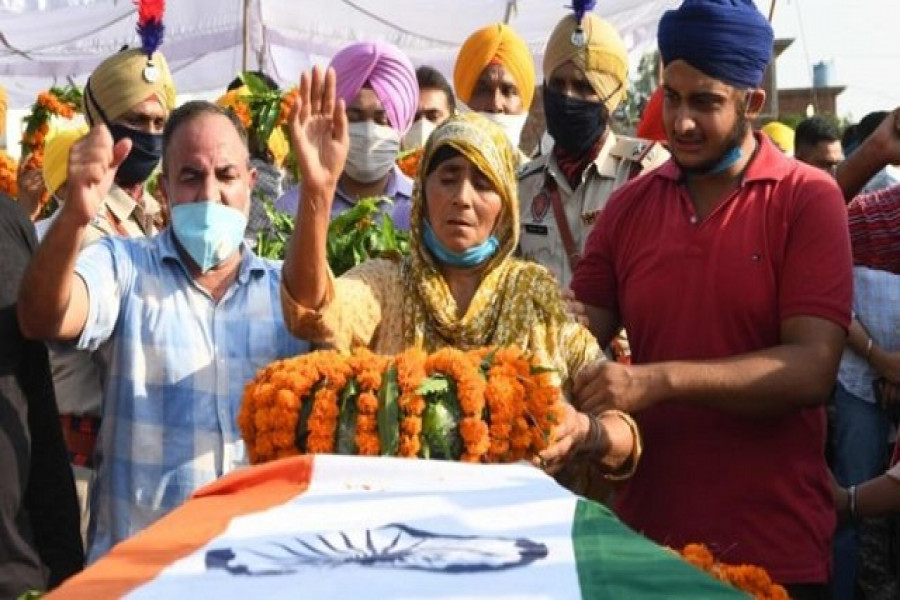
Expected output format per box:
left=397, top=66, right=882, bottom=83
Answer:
left=636, top=87, right=666, bottom=143
left=454, top=23, right=535, bottom=110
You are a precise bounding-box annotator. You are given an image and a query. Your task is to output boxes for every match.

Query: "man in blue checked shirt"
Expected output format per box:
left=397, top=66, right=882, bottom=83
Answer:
left=18, top=100, right=309, bottom=563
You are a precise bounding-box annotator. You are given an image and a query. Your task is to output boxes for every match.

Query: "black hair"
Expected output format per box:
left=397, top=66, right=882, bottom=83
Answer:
left=416, top=65, right=456, bottom=112
left=841, top=123, right=859, bottom=154
left=856, top=111, right=890, bottom=144
left=162, top=101, right=248, bottom=172
left=795, top=116, right=840, bottom=149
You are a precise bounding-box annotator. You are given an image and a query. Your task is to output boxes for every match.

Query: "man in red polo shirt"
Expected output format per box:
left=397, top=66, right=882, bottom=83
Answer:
left=570, top=1, right=853, bottom=597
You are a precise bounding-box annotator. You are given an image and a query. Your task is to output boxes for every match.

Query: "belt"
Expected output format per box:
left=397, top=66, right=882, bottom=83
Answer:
left=59, top=414, right=100, bottom=468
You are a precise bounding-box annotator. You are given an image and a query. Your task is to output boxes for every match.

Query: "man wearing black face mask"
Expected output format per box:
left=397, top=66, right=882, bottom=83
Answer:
left=39, top=46, right=175, bottom=550
left=518, top=11, right=667, bottom=290
left=82, top=46, right=175, bottom=238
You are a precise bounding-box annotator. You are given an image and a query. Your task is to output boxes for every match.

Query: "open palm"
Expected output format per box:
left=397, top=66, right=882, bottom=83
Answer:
left=288, top=66, right=349, bottom=208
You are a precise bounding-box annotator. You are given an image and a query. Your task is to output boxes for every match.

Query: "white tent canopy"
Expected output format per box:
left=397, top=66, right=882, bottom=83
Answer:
left=1, top=0, right=677, bottom=109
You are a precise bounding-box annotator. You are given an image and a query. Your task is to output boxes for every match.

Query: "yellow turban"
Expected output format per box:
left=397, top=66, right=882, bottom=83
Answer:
left=83, top=48, right=175, bottom=125
left=0, top=85, right=6, bottom=137
left=761, top=121, right=795, bottom=155
left=454, top=23, right=536, bottom=110
left=42, top=124, right=89, bottom=195
left=542, top=14, right=629, bottom=111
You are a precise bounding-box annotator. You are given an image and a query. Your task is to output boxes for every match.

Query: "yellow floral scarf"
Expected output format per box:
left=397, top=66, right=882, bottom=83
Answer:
left=400, top=113, right=596, bottom=377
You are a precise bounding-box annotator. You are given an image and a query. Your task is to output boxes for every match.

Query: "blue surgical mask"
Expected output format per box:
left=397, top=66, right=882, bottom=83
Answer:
left=422, top=220, right=500, bottom=268
left=171, top=203, right=248, bottom=273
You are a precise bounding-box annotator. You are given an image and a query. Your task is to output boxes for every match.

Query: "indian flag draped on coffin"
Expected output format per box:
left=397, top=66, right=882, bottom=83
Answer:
left=49, top=455, right=746, bottom=599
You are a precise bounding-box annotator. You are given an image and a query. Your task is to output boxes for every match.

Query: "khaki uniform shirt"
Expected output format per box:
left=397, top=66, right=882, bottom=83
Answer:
left=518, top=132, right=669, bottom=287
left=40, top=186, right=160, bottom=418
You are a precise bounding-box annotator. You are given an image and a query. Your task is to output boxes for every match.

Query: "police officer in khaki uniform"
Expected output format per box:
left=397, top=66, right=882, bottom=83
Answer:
left=519, top=11, right=668, bottom=289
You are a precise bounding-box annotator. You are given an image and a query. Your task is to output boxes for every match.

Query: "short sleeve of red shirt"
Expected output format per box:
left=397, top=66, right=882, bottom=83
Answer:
left=779, top=168, right=853, bottom=329
left=570, top=187, right=621, bottom=315
left=572, top=140, right=853, bottom=341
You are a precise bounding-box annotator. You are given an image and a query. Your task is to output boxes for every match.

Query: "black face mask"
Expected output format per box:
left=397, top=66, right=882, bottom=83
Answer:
left=108, top=122, right=163, bottom=186
left=542, top=86, right=610, bottom=156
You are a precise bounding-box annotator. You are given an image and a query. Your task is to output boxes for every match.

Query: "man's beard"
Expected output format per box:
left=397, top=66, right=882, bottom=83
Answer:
left=674, top=112, right=750, bottom=176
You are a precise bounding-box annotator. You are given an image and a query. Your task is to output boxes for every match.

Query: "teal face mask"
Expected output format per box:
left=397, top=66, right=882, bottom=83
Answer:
left=422, top=219, right=500, bottom=268
left=171, top=202, right=248, bottom=273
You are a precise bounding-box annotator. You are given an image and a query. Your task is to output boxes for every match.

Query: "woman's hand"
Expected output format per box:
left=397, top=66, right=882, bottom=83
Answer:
left=534, top=402, right=589, bottom=474
left=288, top=65, right=349, bottom=211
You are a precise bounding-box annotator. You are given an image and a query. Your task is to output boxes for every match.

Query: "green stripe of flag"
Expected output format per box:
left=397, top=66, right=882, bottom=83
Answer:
left=572, top=499, right=749, bottom=599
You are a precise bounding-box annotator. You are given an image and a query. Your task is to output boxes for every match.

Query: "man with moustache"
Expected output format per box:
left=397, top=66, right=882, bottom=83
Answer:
left=18, top=101, right=308, bottom=562
left=570, top=1, right=853, bottom=596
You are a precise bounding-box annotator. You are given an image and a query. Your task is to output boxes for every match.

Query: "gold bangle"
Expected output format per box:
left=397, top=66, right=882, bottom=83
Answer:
left=600, top=410, right=643, bottom=482
left=865, top=337, right=874, bottom=362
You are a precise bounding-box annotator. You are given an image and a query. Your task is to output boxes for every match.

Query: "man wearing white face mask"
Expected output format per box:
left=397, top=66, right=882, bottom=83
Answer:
left=401, top=66, right=456, bottom=151
left=18, top=101, right=309, bottom=562
left=274, top=41, right=418, bottom=231
left=453, top=23, right=534, bottom=164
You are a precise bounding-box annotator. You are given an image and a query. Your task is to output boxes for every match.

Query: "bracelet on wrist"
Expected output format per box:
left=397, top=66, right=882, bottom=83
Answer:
left=849, top=484, right=858, bottom=520
left=865, top=338, right=874, bottom=362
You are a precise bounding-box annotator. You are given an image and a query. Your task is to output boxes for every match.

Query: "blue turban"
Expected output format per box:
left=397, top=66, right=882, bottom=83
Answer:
left=657, top=0, right=773, bottom=89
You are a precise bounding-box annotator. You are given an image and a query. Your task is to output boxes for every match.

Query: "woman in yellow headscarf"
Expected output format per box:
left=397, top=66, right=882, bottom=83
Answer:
left=453, top=23, right=535, bottom=157
left=279, top=66, right=640, bottom=484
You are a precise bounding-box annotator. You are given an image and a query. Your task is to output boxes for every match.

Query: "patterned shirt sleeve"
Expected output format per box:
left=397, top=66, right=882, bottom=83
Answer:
left=73, top=236, right=130, bottom=352
left=281, top=259, right=398, bottom=353
left=847, top=184, right=900, bottom=274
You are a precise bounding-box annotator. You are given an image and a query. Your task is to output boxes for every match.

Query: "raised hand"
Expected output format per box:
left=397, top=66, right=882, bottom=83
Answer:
left=287, top=65, right=349, bottom=212
left=64, top=124, right=130, bottom=226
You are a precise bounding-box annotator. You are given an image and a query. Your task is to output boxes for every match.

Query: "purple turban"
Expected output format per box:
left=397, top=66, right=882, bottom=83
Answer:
left=658, top=0, right=773, bottom=89
left=329, top=41, right=419, bottom=135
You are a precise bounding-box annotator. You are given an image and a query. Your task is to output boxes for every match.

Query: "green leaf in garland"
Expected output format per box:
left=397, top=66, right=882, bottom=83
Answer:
left=295, top=381, right=320, bottom=453
left=377, top=365, right=400, bottom=456
left=240, top=71, right=271, bottom=96
left=416, top=375, right=450, bottom=396
left=479, top=348, right=498, bottom=377
left=257, top=98, right=281, bottom=153
left=336, top=378, right=359, bottom=455
left=529, top=366, right=558, bottom=375
left=422, top=394, right=462, bottom=460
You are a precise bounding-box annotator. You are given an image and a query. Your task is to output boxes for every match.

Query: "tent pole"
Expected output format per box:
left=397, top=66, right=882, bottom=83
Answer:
left=503, top=0, right=515, bottom=24
left=242, top=0, right=251, bottom=72
left=768, top=0, right=777, bottom=22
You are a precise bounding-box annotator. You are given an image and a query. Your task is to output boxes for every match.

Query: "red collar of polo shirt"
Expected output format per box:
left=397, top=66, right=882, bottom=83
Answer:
left=655, top=132, right=794, bottom=183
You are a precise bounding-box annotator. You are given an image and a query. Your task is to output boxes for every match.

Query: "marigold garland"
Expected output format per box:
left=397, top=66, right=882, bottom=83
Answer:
left=13, top=85, right=83, bottom=214
left=396, top=146, right=423, bottom=179
left=238, top=346, right=563, bottom=465
left=678, top=544, right=789, bottom=600
left=0, top=151, right=19, bottom=198
left=20, top=85, right=82, bottom=170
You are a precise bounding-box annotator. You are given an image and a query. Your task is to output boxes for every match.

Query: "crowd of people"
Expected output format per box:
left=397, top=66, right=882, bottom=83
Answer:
left=2, top=0, right=900, bottom=598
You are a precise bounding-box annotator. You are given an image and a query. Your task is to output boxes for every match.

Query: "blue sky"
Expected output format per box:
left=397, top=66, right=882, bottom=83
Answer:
left=757, top=0, right=900, bottom=122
